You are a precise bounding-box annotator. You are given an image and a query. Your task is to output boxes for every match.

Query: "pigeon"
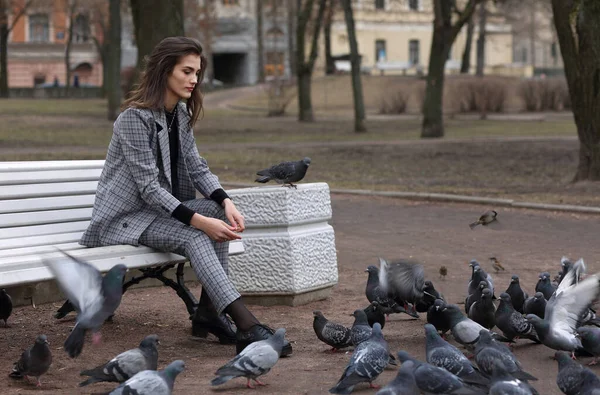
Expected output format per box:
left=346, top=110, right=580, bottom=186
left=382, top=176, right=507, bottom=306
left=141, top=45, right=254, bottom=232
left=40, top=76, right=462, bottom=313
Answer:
left=526, top=267, right=600, bottom=358
left=468, top=261, right=494, bottom=299
left=255, top=157, right=311, bottom=188
left=557, top=257, right=574, bottom=285
left=106, top=359, right=185, bottom=395
left=468, top=288, right=496, bottom=330
left=0, top=288, right=13, bottom=327
left=364, top=302, right=386, bottom=329
left=576, top=326, right=600, bottom=365
left=416, top=280, right=443, bottom=313
left=535, top=272, right=556, bottom=300
left=578, top=368, right=600, bottom=395
left=469, top=210, right=500, bottom=230
left=489, top=257, right=505, bottom=273
left=474, top=330, right=538, bottom=382
left=350, top=309, right=373, bottom=346
left=523, top=292, right=546, bottom=319
left=488, top=360, right=539, bottom=395
left=505, top=275, right=528, bottom=314
left=313, top=311, right=352, bottom=352
left=377, top=257, right=427, bottom=311
left=43, top=251, right=128, bottom=358
left=439, top=265, right=448, bottom=280
left=375, top=360, right=420, bottom=395
left=424, top=324, right=490, bottom=387
left=555, top=350, right=590, bottom=395
left=9, top=335, right=52, bottom=387
left=397, top=350, right=487, bottom=395
left=365, top=265, right=419, bottom=318
left=211, top=328, right=285, bottom=388
left=465, top=280, right=488, bottom=314
left=446, top=304, right=510, bottom=350
left=427, top=299, right=452, bottom=336
left=79, top=334, right=160, bottom=386
left=329, top=323, right=390, bottom=394
left=495, top=293, right=539, bottom=343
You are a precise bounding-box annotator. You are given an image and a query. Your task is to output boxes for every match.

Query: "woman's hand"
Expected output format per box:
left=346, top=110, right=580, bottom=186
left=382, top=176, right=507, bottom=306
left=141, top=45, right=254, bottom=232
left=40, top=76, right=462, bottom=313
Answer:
left=222, top=199, right=245, bottom=232
left=190, top=214, right=241, bottom=243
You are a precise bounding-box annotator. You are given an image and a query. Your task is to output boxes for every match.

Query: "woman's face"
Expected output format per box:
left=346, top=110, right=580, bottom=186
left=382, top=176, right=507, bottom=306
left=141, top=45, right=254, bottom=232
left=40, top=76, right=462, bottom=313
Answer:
left=165, top=53, right=201, bottom=105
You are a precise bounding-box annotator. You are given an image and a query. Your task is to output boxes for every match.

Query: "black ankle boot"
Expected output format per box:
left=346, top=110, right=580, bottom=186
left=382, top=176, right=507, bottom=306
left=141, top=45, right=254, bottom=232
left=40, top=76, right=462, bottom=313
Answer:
left=236, top=324, right=292, bottom=357
left=191, top=307, right=237, bottom=345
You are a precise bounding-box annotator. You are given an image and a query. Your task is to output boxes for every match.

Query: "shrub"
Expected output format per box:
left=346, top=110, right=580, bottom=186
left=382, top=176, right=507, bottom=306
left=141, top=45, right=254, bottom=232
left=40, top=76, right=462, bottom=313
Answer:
left=518, top=78, right=570, bottom=112
left=378, top=89, right=411, bottom=114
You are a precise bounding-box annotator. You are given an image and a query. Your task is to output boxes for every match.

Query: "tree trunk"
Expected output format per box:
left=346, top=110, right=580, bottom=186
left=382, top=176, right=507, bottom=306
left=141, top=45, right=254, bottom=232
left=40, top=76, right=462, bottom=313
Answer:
left=475, top=1, right=486, bottom=77
left=324, top=0, right=334, bottom=75
left=287, top=0, right=296, bottom=76
left=296, top=0, right=327, bottom=122
left=340, top=0, right=365, bottom=132
left=256, top=0, right=265, bottom=83
left=107, top=0, right=122, bottom=120
left=552, top=0, right=600, bottom=181
left=65, top=1, right=76, bottom=95
left=460, top=16, right=474, bottom=74
left=130, top=0, right=184, bottom=72
left=0, top=16, right=8, bottom=98
left=421, top=0, right=480, bottom=138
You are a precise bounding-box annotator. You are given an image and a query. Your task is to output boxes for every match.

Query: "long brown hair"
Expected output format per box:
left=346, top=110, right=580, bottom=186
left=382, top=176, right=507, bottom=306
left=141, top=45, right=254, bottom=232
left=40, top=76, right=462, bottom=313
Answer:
left=122, top=36, right=207, bottom=127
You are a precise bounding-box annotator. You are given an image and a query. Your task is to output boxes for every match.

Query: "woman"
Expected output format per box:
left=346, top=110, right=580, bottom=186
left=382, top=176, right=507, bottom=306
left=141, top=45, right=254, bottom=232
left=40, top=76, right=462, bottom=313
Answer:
left=80, top=36, right=291, bottom=356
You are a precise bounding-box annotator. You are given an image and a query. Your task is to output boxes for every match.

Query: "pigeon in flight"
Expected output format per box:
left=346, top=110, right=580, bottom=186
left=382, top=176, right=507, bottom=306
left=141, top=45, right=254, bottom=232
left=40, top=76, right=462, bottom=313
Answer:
left=255, top=157, right=311, bottom=188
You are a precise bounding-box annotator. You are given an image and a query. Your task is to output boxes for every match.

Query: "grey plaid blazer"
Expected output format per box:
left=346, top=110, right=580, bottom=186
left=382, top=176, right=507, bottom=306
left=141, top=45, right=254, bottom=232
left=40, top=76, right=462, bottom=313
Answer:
left=80, top=102, right=222, bottom=247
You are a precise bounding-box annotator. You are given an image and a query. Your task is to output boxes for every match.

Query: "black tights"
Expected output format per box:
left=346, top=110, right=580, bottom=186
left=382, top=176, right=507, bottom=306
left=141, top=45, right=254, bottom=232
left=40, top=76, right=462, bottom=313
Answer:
left=199, top=289, right=259, bottom=332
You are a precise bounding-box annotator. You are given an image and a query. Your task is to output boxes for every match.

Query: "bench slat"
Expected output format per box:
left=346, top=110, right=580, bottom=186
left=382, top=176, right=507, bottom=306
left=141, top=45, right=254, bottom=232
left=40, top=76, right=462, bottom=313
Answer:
left=0, top=221, right=90, bottom=240
left=0, top=160, right=105, bottom=172
left=0, top=169, right=103, bottom=186
left=0, top=195, right=95, bottom=214
left=0, top=208, right=92, bottom=228
left=0, top=232, right=84, bottom=251
left=0, top=181, right=99, bottom=200
left=0, top=242, right=85, bottom=258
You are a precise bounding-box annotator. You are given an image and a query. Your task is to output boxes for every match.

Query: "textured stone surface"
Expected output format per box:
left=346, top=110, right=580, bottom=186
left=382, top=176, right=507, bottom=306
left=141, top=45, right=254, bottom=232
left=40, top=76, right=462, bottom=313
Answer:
left=227, top=183, right=338, bottom=300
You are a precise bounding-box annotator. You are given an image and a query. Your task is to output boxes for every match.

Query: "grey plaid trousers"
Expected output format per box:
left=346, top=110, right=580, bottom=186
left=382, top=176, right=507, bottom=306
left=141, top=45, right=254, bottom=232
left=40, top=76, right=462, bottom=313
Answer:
left=139, top=198, right=241, bottom=314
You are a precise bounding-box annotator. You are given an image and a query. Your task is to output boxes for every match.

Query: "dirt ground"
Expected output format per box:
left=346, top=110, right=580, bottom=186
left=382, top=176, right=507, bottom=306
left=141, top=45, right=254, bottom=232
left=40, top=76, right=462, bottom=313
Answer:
left=1, top=194, right=600, bottom=394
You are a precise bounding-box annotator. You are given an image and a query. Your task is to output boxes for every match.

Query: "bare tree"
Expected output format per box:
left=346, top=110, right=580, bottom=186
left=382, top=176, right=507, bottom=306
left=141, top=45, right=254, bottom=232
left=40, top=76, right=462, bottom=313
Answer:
left=107, top=0, right=121, bottom=120
left=0, top=0, right=34, bottom=97
left=421, top=0, right=482, bottom=138
left=323, top=0, right=334, bottom=75
left=340, top=0, right=365, bottom=132
left=460, top=15, right=474, bottom=73
left=64, top=0, right=78, bottom=94
left=552, top=0, right=600, bottom=181
left=296, top=0, right=326, bottom=122
left=475, top=0, right=487, bottom=76
left=287, top=0, right=296, bottom=75
left=257, top=0, right=265, bottom=82
left=185, top=0, right=218, bottom=86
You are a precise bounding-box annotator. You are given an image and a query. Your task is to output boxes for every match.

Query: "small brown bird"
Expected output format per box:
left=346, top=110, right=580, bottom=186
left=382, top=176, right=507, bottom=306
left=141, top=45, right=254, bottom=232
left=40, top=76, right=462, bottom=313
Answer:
left=439, top=266, right=448, bottom=280
left=489, top=257, right=505, bottom=273
left=469, top=210, right=499, bottom=229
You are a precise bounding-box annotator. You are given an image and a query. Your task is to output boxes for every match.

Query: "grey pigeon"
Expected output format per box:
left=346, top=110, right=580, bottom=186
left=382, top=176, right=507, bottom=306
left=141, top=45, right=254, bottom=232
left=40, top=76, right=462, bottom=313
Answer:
left=526, top=269, right=600, bottom=358
left=469, top=210, right=500, bottom=230
left=79, top=334, right=160, bottom=386
left=416, top=280, right=444, bottom=313
left=523, top=292, right=546, bottom=319
left=505, top=275, right=528, bottom=314
left=365, top=265, right=419, bottom=319
left=43, top=251, right=127, bottom=358
left=467, top=261, right=494, bottom=299
left=350, top=309, right=373, bottom=346
left=555, top=351, right=588, bottom=395
left=375, top=360, right=420, bottom=395
left=329, top=323, right=390, bottom=394
left=364, top=302, right=386, bottom=329
left=9, top=334, right=52, bottom=387
left=465, top=280, right=488, bottom=314
left=427, top=299, right=452, bottom=336
left=535, top=272, right=556, bottom=300
left=424, top=324, right=489, bottom=387
left=106, top=359, right=185, bottom=395
left=0, top=288, right=13, bottom=327
left=377, top=257, right=427, bottom=310
left=397, top=350, right=487, bottom=394
left=313, top=311, right=352, bottom=352
left=495, top=293, right=539, bottom=343
left=579, top=369, right=600, bottom=395
left=211, top=328, right=285, bottom=388
left=576, top=326, right=600, bottom=365
left=488, top=360, right=539, bottom=395
left=468, top=288, right=496, bottom=330
left=558, top=257, right=574, bottom=285
left=255, top=157, right=311, bottom=188
left=445, top=304, right=510, bottom=350
left=474, top=330, right=537, bottom=382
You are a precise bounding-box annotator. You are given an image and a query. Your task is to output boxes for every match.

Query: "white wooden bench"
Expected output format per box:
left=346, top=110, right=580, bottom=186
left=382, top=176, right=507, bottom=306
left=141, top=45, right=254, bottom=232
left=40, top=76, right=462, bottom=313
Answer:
left=0, top=160, right=244, bottom=323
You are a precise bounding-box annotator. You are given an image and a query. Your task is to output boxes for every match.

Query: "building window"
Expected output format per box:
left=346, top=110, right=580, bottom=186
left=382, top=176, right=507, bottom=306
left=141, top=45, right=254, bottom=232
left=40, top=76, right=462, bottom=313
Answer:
left=73, top=14, right=90, bottom=43
left=521, top=47, right=527, bottom=63
left=29, top=14, right=49, bottom=42
left=409, top=39, right=419, bottom=65
left=375, top=0, right=385, bottom=10
left=375, top=39, right=386, bottom=62
left=408, top=0, right=419, bottom=11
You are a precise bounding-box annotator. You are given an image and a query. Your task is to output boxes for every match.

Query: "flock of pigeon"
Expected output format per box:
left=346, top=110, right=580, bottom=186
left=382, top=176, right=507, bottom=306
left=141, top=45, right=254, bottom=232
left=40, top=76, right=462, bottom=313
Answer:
left=311, top=256, right=600, bottom=394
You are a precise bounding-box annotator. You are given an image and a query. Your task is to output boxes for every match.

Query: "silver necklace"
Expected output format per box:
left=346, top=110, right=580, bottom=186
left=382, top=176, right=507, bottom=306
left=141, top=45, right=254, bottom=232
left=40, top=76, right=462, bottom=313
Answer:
left=166, top=106, right=177, bottom=134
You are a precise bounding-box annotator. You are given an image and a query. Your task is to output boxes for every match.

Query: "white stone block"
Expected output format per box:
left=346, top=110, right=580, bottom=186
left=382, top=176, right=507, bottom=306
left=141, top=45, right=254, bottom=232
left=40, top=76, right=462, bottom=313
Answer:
left=227, top=183, right=338, bottom=302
